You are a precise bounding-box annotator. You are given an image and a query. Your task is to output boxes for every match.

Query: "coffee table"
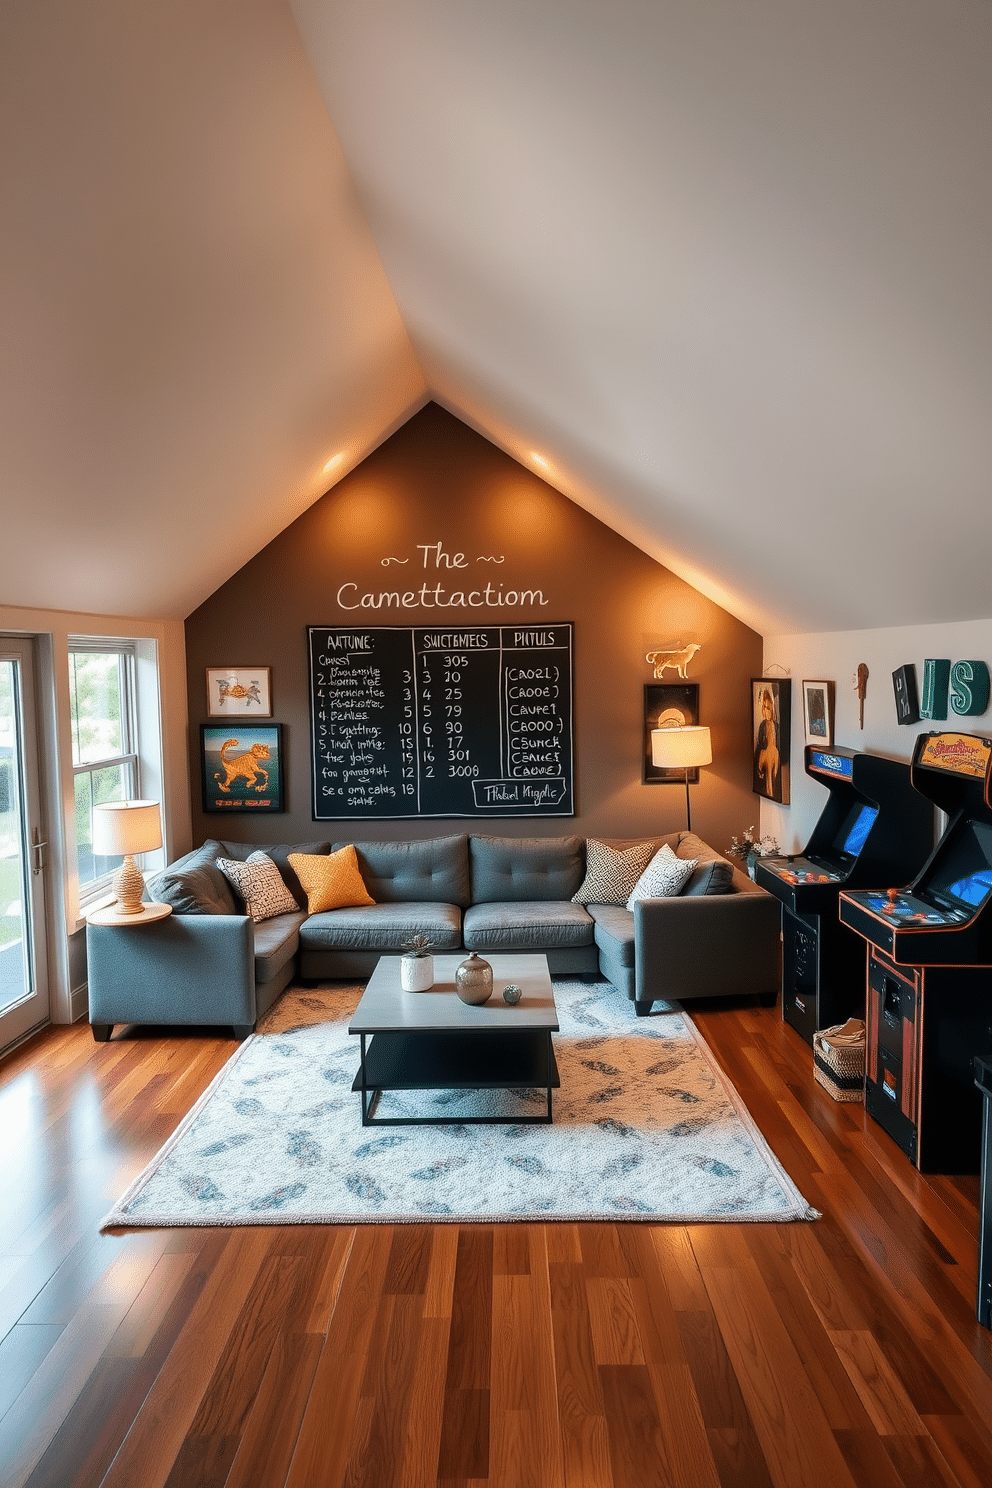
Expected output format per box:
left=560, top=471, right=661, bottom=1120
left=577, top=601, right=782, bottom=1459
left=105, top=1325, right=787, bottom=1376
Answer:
left=348, top=952, right=560, bottom=1126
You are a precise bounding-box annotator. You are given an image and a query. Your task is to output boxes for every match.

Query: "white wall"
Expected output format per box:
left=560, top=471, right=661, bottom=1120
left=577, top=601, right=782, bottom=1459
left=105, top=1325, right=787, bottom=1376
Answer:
left=760, top=618, right=992, bottom=854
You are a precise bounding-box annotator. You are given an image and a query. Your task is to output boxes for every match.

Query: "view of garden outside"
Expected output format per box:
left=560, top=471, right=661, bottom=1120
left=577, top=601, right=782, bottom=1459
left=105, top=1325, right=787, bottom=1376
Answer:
left=1, top=660, right=27, bottom=1009
left=70, top=650, right=131, bottom=886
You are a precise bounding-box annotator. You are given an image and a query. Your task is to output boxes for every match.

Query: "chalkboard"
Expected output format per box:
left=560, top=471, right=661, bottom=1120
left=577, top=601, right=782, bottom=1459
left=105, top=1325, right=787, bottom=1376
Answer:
left=308, top=624, right=574, bottom=819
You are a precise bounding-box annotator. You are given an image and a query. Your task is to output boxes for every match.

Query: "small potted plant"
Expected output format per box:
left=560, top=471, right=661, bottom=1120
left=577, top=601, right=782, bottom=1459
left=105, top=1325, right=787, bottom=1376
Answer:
left=400, top=933, right=435, bottom=991
left=728, top=826, right=780, bottom=879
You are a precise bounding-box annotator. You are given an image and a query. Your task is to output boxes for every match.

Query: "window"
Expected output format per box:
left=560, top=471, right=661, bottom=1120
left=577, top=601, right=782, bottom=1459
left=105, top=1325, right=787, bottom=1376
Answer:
left=69, top=642, right=139, bottom=900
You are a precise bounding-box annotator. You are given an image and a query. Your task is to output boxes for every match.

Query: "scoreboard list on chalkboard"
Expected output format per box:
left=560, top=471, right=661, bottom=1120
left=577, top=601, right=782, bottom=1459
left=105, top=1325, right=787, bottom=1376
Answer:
left=308, top=624, right=574, bottom=819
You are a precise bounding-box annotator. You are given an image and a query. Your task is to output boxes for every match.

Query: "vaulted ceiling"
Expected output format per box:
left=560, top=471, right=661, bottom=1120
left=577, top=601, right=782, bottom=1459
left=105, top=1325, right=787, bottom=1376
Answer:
left=2, top=1, right=989, bottom=636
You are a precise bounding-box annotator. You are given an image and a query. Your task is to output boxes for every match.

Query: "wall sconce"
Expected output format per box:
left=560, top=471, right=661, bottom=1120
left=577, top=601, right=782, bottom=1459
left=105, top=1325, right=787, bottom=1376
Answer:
left=650, top=726, right=712, bottom=832
left=92, top=800, right=163, bottom=915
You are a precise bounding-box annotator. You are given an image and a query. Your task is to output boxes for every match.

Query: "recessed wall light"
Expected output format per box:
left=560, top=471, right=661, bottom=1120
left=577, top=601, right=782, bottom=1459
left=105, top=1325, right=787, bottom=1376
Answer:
left=322, top=454, right=343, bottom=476
left=530, top=453, right=549, bottom=469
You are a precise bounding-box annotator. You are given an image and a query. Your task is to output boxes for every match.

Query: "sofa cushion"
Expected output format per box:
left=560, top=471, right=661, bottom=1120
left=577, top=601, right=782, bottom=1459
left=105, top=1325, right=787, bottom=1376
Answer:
left=572, top=838, right=657, bottom=905
left=626, top=845, right=698, bottom=907
left=463, top=900, right=594, bottom=951
left=290, top=845, right=375, bottom=914
left=334, top=835, right=471, bottom=907
left=145, top=842, right=237, bottom=916
left=587, top=903, right=636, bottom=968
left=675, top=832, right=736, bottom=896
left=470, top=835, right=585, bottom=902
left=299, top=902, right=462, bottom=952
left=253, top=911, right=307, bottom=985
left=218, top=840, right=331, bottom=905
left=217, top=851, right=301, bottom=922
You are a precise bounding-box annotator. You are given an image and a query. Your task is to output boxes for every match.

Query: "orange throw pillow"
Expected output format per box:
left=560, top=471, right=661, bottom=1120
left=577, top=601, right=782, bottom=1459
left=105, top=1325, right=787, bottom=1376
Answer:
left=288, top=845, right=374, bottom=914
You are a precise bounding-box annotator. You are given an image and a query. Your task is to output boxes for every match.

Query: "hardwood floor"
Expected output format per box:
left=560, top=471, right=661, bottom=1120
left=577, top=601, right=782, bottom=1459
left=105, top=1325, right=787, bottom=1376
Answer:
left=1, top=993, right=991, bottom=1488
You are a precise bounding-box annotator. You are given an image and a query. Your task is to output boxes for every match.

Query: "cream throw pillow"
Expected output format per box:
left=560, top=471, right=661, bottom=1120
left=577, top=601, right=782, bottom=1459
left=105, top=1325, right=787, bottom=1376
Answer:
left=626, top=843, right=698, bottom=908
left=216, top=851, right=300, bottom=922
left=288, top=844, right=375, bottom=914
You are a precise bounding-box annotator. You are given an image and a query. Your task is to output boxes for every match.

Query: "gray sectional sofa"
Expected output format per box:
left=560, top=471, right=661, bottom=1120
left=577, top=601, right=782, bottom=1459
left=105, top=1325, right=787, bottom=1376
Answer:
left=86, top=831, right=780, bottom=1040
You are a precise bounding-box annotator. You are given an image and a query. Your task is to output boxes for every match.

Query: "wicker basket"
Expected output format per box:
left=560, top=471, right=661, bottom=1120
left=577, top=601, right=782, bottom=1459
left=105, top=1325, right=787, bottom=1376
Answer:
left=813, top=1018, right=866, bottom=1102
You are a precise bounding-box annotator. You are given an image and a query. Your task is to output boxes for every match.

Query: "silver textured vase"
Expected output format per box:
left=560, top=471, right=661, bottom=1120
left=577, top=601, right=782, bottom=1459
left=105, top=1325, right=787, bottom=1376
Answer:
left=455, top=951, right=493, bottom=1005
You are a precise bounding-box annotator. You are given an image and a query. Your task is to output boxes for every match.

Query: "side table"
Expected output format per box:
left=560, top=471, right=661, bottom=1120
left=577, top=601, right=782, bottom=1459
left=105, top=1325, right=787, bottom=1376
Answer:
left=86, top=902, right=172, bottom=927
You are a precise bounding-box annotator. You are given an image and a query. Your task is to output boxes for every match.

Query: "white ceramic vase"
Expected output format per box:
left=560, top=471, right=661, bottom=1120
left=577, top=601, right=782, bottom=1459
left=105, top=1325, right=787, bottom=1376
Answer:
left=400, top=953, right=434, bottom=991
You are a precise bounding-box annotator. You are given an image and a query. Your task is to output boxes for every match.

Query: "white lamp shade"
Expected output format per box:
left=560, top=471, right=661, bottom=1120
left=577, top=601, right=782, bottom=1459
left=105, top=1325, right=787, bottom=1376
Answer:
left=92, top=800, right=162, bottom=857
left=650, top=725, right=713, bottom=770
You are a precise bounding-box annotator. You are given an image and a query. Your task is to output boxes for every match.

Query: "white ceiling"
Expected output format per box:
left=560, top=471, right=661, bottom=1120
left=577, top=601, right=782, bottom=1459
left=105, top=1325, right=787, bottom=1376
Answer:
left=2, top=0, right=989, bottom=636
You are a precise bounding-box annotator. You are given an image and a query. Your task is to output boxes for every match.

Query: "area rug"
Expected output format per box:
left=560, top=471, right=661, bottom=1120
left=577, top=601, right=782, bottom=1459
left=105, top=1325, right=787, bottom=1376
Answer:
left=101, top=980, right=817, bottom=1227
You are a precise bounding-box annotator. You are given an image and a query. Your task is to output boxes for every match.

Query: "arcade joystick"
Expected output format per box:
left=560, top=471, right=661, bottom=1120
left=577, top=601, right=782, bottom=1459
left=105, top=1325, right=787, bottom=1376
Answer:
left=886, top=888, right=899, bottom=902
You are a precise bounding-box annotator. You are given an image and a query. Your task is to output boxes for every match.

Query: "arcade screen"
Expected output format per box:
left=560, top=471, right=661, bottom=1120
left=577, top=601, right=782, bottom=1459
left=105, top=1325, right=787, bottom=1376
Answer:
left=929, top=821, right=992, bottom=911
left=832, top=803, right=879, bottom=859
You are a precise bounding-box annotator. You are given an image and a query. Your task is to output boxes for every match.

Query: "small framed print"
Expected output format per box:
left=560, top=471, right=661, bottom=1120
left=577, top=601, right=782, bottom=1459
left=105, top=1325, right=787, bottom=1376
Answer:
left=206, top=666, right=272, bottom=717
left=644, top=683, right=699, bottom=783
left=802, top=680, right=834, bottom=746
left=202, top=724, right=284, bottom=813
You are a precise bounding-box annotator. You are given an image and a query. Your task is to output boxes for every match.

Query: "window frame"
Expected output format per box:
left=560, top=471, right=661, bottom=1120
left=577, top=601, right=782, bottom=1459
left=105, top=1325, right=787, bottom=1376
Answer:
left=68, top=639, right=141, bottom=907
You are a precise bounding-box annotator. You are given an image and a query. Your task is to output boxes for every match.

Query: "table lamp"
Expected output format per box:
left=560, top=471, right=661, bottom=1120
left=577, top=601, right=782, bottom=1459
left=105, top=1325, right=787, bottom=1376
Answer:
left=92, top=800, right=162, bottom=915
left=650, top=726, right=712, bottom=832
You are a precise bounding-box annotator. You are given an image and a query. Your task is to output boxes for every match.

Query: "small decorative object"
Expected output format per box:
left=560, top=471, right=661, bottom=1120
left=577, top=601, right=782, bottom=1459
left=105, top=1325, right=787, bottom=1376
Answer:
left=502, top=983, right=522, bottom=1005
left=728, top=826, right=780, bottom=880
left=644, top=641, right=701, bottom=680
left=751, top=678, right=791, bottom=803
left=455, top=950, right=493, bottom=1005
left=400, top=934, right=434, bottom=992
left=892, top=665, right=920, bottom=725
left=206, top=667, right=272, bottom=717
left=855, top=663, right=869, bottom=728
left=801, top=680, right=833, bottom=746
left=201, top=724, right=284, bottom=813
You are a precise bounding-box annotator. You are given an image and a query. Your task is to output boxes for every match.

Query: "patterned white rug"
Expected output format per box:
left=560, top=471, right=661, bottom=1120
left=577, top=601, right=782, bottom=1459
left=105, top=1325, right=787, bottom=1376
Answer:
left=102, top=980, right=817, bottom=1227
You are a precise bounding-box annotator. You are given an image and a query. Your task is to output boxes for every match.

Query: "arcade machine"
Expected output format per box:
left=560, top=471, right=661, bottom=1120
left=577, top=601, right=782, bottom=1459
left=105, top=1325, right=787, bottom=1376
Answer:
left=839, top=731, right=992, bottom=1173
left=755, top=746, right=933, bottom=1044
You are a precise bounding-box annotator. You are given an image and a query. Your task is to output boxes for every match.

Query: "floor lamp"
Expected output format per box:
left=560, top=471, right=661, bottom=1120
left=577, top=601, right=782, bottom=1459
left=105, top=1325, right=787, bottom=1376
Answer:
left=650, top=725, right=712, bottom=832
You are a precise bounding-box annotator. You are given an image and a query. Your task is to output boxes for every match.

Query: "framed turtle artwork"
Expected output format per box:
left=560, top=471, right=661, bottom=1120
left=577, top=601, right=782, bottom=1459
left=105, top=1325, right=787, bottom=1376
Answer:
left=206, top=666, right=272, bottom=717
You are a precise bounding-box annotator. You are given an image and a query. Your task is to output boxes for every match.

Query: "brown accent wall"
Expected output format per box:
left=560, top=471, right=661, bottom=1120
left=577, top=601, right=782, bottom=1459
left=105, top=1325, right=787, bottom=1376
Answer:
left=184, top=404, right=762, bottom=849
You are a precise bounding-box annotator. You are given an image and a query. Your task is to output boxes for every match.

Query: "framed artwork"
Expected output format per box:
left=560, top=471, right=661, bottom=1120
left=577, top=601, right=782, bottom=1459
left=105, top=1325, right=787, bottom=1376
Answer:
left=206, top=666, right=272, bottom=718
left=643, top=683, right=699, bottom=784
left=751, top=678, right=791, bottom=804
left=202, top=723, right=284, bottom=813
left=802, top=680, right=834, bottom=746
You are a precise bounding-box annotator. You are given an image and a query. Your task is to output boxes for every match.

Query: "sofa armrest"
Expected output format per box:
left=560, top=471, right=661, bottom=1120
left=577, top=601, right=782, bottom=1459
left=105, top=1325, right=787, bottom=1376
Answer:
left=87, top=914, right=257, bottom=1028
left=633, top=888, right=781, bottom=1003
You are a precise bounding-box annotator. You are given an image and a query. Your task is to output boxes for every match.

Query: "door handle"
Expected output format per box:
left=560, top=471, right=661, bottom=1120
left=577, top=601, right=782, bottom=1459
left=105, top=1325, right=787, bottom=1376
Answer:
left=32, top=827, right=47, bottom=875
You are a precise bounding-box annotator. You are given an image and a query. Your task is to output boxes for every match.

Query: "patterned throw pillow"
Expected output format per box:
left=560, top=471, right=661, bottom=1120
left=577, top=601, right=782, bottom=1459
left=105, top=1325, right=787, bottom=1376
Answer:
left=288, top=844, right=376, bottom=915
left=572, top=839, right=657, bottom=905
left=626, top=844, right=699, bottom=908
left=216, top=851, right=301, bottom=922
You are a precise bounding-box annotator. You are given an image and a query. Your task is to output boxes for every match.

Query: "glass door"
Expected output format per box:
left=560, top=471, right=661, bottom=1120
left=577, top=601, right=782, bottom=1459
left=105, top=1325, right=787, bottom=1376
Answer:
left=0, top=638, right=50, bottom=1050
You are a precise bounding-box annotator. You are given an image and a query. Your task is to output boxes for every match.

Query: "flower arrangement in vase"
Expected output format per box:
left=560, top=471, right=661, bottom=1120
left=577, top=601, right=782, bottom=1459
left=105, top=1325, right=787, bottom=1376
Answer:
left=400, top=934, right=435, bottom=991
left=728, top=826, right=780, bottom=879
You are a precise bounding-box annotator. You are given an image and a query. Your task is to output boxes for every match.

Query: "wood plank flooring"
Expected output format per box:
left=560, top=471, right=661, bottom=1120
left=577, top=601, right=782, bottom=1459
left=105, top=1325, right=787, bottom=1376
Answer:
left=1, top=991, right=991, bottom=1488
